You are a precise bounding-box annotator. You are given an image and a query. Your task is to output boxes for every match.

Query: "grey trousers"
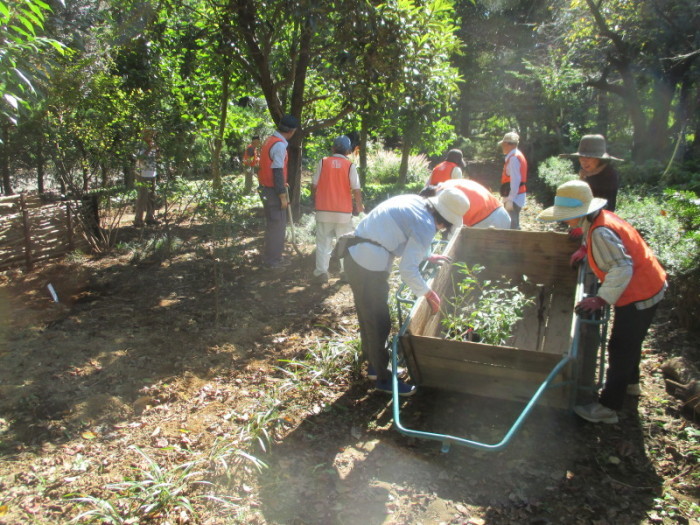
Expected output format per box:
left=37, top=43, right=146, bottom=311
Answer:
left=508, top=202, right=522, bottom=230
left=344, top=252, right=391, bottom=382
left=260, top=186, right=287, bottom=266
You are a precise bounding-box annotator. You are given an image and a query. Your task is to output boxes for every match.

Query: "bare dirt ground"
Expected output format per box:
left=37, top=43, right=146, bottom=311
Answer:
left=0, top=201, right=698, bottom=524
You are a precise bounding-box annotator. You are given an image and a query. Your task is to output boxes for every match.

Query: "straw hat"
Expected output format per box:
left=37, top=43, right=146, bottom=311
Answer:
left=429, top=187, right=470, bottom=228
left=559, top=134, right=622, bottom=161
left=499, top=132, right=520, bottom=145
left=537, top=180, right=607, bottom=222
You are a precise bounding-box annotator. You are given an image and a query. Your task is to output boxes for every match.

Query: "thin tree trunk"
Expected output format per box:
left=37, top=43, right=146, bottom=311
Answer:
left=212, top=69, right=231, bottom=192
left=1, top=123, right=12, bottom=195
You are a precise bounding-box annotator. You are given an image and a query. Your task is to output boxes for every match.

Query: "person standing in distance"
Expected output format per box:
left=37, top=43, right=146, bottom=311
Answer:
left=343, top=188, right=470, bottom=396
left=134, top=128, right=159, bottom=227
left=257, top=115, right=299, bottom=269
left=538, top=180, right=667, bottom=423
left=312, top=135, right=364, bottom=283
left=499, top=132, right=527, bottom=229
left=242, top=135, right=261, bottom=193
left=427, top=149, right=465, bottom=186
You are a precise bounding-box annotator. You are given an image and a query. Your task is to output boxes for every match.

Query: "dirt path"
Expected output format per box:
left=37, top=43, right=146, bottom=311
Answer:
left=0, top=204, right=698, bottom=524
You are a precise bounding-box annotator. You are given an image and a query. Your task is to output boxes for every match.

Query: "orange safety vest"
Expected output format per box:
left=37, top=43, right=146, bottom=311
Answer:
left=315, top=156, right=353, bottom=213
left=243, top=144, right=259, bottom=168
left=442, top=179, right=501, bottom=226
left=429, top=161, right=459, bottom=186
left=258, top=136, right=287, bottom=187
left=586, top=210, right=666, bottom=306
left=501, top=150, right=527, bottom=194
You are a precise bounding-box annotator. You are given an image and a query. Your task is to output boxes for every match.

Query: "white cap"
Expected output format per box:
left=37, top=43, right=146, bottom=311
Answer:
left=428, top=187, right=470, bottom=228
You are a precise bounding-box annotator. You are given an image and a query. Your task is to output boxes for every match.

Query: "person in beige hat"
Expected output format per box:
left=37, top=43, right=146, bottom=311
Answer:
left=342, top=189, right=469, bottom=397
left=538, top=180, right=667, bottom=424
left=561, top=134, right=621, bottom=217
left=499, top=131, right=527, bottom=229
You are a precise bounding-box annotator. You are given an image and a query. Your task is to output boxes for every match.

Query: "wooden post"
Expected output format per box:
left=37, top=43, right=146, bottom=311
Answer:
left=19, top=193, right=33, bottom=271
left=65, top=199, right=74, bottom=251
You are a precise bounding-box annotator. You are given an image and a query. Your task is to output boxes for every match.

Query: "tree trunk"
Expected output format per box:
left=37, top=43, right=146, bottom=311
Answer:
left=212, top=69, right=231, bottom=192
left=397, top=138, right=411, bottom=186
left=359, top=121, right=368, bottom=187
left=596, top=91, right=609, bottom=138
left=1, top=123, right=13, bottom=195
left=36, top=128, right=45, bottom=194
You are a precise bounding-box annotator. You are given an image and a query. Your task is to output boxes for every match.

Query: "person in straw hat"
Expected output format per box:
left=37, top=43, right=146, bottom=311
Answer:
left=499, top=131, right=527, bottom=230
left=538, top=180, right=667, bottom=424
left=342, top=188, right=470, bottom=397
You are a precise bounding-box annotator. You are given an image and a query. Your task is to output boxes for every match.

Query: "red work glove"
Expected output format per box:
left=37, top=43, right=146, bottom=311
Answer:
left=575, top=296, right=607, bottom=315
left=427, top=254, right=452, bottom=265
left=568, top=227, right=584, bottom=241
left=424, top=290, right=441, bottom=314
left=570, top=244, right=587, bottom=268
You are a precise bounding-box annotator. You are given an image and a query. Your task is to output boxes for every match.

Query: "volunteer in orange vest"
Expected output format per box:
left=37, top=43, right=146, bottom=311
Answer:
left=432, top=179, right=511, bottom=229
left=257, top=115, right=299, bottom=269
left=499, top=132, right=527, bottom=230
left=311, top=135, right=364, bottom=283
left=242, top=136, right=261, bottom=193
left=538, top=180, right=667, bottom=424
left=426, top=149, right=465, bottom=186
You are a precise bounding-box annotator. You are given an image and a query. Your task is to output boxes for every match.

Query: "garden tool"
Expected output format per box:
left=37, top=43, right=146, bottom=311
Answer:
left=285, top=187, right=302, bottom=256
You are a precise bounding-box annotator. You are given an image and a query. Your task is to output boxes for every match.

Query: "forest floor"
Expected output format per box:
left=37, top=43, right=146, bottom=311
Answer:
left=0, top=197, right=698, bottom=525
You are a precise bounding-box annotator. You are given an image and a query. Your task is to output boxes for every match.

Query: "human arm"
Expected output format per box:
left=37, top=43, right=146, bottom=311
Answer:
left=451, top=166, right=463, bottom=179
left=504, top=155, right=521, bottom=202
left=589, top=226, right=634, bottom=305
left=398, top=236, right=431, bottom=297
left=348, top=163, right=364, bottom=214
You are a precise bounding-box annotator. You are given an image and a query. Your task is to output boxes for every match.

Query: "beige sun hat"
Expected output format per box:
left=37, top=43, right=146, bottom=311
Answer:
left=499, top=131, right=520, bottom=145
left=429, top=186, right=470, bottom=227
left=537, top=180, right=607, bottom=222
left=559, top=134, right=622, bottom=161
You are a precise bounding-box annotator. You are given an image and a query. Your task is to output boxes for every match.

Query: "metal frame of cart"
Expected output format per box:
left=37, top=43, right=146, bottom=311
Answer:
left=389, top=228, right=609, bottom=453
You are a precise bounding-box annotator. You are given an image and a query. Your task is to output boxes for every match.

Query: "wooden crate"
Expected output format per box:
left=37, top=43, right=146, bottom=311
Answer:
left=401, top=228, right=579, bottom=408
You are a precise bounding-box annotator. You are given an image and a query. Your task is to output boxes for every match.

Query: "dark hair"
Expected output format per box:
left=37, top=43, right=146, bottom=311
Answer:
left=425, top=200, right=452, bottom=232
left=419, top=185, right=438, bottom=198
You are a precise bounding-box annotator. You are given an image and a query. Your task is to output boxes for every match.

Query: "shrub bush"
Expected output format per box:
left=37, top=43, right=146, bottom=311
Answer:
left=537, top=156, right=577, bottom=195
left=366, top=149, right=430, bottom=184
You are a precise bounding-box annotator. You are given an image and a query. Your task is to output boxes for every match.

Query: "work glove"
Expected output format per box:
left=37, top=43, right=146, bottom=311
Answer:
left=570, top=244, right=587, bottom=268
left=427, top=254, right=452, bottom=265
left=568, top=227, right=584, bottom=240
left=424, top=290, right=441, bottom=314
left=575, top=296, right=607, bottom=315
left=504, top=200, right=514, bottom=212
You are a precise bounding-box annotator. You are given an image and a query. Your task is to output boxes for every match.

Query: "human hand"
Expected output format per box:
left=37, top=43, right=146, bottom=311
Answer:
left=424, top=290, right=441, bottom=314
left=427, top=254, right=452, bottom=265
left=568, top=227, right=584, bottom=240
left=280, top=193, right=289, bottom=209
left=575, top=296, right=607, bottom=315
left=504, top=200, right=514, bottom=212
left=570, top=244, right=587, bottom=268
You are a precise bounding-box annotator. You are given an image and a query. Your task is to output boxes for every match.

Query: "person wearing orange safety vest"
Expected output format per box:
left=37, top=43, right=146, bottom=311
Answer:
left=499, top=132, right=527, bottom=230
left=435, top=179, right=511, bottom=229
left=257, top=115, right=299, bottom=269
left=311, top=136, right=364, bottom=283
left=426, top=149, right=465, bottom=186
left=242, top=136, right=261, bottom=193
left=538, top=180, right=667, bottom=425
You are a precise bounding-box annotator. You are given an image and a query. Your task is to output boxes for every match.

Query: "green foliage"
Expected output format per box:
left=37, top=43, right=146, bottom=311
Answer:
left=366, top=149, right=429, bottom=184
left=538, top=156, right=577, bottom=194
left=617, top=160, right=665, bottom=188
left=441, top=263, right=535, bottom=346
left=361, top=181, right=424, bottom=210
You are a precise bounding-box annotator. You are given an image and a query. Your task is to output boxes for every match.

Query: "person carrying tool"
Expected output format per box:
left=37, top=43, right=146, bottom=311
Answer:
left=311, top=135, right=364, bottom=283
left=426, top=149, right=465, bottom=186
left=499, top=131, right=527, bottom=230
left=538, top=180, right=667, bottom=424
left=257, top=115, right=299, bottom=270
left=421, top=178, right=511, bottom=229
left=343, top=188, right=470, bottom=396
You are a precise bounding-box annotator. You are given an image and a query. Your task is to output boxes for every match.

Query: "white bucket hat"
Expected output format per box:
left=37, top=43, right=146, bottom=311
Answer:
left=429, top=186, right=470, bottom=228
left=537, top=180, right=607, bottom=222
left=499, top=131, right=520, bottom=145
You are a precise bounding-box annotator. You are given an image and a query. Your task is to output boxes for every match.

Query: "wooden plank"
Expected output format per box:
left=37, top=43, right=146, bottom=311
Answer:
left=416, top=354, right=560, bottom=384
left=406, top=334, right=562, bottom=372
left=540, top=292, right=577, bottom=355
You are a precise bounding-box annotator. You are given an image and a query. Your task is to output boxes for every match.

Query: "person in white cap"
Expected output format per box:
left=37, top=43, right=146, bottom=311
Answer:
left=311, top=135, right=364, bottom=283
left=343, top=188, right=469, bottom=396
left=538, top=180, right=667, bottom=424
left=499, top=131, right=527, bottom=229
